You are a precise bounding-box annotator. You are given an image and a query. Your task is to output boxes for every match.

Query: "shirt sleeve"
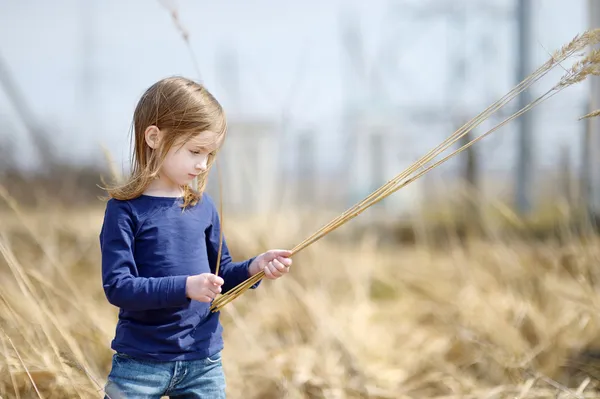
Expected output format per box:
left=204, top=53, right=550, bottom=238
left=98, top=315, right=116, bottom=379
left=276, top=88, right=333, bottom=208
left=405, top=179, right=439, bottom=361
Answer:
left=204, top=196, right=260, bottom=294
left=100, top=199, right=190, bottom=311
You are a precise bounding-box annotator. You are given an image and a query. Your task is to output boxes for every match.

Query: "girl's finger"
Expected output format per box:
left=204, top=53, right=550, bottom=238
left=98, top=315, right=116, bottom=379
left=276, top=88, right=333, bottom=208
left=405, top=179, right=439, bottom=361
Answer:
left=272, top=259, right=286, bottom=272
left=270, top=263, right=283, bottom=278
left=277, top=256, right=292, bottom=267
left=208, top=285, right=222, bottom=295
left=263, top=263, right=275, bottom=279
left=272, top=249, right=292, bottom=258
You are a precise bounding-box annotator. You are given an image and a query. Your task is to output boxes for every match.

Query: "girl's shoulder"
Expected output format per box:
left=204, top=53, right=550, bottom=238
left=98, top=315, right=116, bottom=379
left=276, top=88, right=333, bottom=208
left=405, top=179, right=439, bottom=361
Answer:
left=104, top=196, right=137, bottom=208
left=102, top=196, right=175, bottom=233
left=196, top=193, right=221, bottom=218
left=103, top=197, right=137, bottom=222
left=103, top=196, right=158, bottom=220
left=198, top=192, right=216, bottom=208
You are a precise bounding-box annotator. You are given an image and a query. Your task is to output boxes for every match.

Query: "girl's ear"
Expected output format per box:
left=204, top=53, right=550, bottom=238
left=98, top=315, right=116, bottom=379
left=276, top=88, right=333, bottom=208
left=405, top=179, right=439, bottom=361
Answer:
left=144, top=126, right=162, bottom=149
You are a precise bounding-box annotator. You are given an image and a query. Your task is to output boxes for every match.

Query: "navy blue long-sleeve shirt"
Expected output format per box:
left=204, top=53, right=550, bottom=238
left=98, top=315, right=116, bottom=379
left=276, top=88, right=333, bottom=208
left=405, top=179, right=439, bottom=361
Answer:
left=100, top=193, right=256, bottom=361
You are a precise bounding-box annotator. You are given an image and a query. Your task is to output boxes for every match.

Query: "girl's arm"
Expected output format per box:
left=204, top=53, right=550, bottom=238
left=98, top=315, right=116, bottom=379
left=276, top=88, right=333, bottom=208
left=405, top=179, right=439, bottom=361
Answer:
left=101, top=200, right=190, bottom=311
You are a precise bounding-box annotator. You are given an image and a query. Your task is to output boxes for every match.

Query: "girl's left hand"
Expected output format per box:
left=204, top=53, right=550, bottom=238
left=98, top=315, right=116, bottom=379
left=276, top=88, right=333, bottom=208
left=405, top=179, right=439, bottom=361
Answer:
left=249, top=249, right=293, bottom=280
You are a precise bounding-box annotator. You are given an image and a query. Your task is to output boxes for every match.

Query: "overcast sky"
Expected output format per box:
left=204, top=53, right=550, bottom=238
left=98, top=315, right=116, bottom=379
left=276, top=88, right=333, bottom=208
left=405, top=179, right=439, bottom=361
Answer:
left=0, top=0, right=592, bottom=174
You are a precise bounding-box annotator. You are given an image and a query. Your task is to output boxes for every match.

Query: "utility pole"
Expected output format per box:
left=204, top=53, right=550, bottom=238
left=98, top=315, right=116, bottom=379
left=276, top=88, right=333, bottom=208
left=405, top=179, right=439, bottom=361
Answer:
left=451, top=3, right=481, bottom=234
left=581, top=98, right=593, bottom=232
left=514, top=0, right=533, bottom=216
left=586, top=0, right=600, bottom=224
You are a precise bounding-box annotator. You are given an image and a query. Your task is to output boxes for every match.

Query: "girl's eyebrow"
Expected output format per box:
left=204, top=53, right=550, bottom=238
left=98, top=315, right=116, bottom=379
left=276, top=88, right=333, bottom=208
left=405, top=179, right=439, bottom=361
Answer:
left=193, top=142, right=219, bottom=152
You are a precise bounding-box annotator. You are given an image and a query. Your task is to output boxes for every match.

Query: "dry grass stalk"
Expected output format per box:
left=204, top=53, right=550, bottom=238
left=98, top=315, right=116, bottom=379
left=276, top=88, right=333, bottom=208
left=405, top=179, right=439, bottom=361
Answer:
left=210, top=29, right=600, bottom=312
left=215, top=158, right=224, bottom=277
left=99, top=144, right=121, bottom=184
left=158, top=0, right=202, bottom=80
left=1, top=328, right=43, bottom=399
left=579, top=109, right=600, bottom=120
left=524, top=369, right=584, bottom=399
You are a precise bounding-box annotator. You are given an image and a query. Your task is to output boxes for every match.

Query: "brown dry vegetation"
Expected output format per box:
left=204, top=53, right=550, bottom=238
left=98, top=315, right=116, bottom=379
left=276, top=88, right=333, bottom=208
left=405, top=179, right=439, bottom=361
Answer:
left=3, top=185, right=600, bottom=399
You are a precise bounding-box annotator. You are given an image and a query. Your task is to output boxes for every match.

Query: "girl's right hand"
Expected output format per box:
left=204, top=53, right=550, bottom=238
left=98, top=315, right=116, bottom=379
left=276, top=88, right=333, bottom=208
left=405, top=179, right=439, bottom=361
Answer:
left=185, top=273, right=224, bottom=302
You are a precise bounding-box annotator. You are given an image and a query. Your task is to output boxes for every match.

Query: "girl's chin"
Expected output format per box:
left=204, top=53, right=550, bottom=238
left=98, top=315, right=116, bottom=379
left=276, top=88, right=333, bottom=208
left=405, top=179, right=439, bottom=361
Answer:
left=182, top=176, right=198, bottom=185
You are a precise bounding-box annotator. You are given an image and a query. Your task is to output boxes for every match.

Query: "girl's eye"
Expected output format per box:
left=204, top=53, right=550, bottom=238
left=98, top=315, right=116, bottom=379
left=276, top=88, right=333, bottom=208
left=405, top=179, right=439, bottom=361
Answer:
left=190, top=150, right=201, bottom=155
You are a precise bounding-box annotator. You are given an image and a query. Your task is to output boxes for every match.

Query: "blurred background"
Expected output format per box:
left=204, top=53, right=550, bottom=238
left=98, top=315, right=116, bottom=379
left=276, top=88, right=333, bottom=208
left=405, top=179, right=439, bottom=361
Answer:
left=1, top=0, right=598, bottom=223
left=4, top=1, right=600, bottom=398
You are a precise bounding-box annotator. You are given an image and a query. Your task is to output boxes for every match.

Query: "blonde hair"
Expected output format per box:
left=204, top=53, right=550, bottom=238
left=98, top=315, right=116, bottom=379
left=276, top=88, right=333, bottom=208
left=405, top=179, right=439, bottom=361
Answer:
left=105, top=76, right=227, bottom=208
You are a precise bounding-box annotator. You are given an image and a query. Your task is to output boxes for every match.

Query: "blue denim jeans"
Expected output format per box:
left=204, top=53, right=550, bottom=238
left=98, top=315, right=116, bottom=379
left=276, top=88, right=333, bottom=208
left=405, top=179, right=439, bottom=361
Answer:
left=104, top=351, right=226, bottom=399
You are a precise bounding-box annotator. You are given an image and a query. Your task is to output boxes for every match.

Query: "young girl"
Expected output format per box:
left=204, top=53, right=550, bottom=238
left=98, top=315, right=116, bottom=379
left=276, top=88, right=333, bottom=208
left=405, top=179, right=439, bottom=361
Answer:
left=100, top=76, right=292, bottom=399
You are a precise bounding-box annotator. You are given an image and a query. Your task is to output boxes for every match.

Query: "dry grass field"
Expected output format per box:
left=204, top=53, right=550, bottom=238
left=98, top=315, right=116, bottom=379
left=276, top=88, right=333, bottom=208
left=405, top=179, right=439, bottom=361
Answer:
left=2, top=188, right=600, bottom=399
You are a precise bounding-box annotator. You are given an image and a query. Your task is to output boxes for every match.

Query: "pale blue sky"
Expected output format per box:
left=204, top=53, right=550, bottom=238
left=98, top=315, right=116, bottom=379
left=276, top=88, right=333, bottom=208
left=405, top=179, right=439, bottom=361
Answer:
left=0, top=0, right=592, bottom=175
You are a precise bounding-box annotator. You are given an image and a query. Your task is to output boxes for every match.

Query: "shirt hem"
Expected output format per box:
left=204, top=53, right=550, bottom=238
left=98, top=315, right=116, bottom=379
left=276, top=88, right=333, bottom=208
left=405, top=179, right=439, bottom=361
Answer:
left=111, top=342, right=224, bottom=362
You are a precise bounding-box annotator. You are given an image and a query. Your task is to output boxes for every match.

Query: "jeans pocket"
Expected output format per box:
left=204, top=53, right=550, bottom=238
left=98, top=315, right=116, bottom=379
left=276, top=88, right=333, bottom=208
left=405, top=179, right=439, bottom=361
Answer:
left=205, top=352, right=222, bottom=364
left=114, top=352, right=135, bottom=362
left=107, top=354, right=172, bottom=398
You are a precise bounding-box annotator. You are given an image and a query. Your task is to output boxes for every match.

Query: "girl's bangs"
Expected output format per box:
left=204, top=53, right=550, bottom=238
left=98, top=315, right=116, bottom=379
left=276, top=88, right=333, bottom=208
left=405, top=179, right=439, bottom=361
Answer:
left=181, top=129, right=225, bottom=153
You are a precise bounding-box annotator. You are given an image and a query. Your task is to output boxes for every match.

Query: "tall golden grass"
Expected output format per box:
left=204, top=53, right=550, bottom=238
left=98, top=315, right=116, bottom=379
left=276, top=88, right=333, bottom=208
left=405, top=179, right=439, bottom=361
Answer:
left=2, top=194, right=600, bottom=398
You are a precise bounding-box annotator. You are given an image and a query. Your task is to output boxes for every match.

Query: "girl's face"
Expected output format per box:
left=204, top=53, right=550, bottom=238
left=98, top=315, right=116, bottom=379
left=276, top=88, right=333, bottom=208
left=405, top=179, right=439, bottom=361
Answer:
left=156, top=130, right=221, bottom=192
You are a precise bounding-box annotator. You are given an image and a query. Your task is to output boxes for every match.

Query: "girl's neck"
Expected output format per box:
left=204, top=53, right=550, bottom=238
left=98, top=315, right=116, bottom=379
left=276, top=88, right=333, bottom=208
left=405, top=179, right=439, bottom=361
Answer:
left=144, top=177, right=184, bottom=198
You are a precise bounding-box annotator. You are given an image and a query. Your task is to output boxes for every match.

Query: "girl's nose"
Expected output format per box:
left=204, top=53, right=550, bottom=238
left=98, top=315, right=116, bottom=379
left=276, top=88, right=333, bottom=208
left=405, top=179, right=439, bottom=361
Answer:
left=195, top=162, right=207, bottom=171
